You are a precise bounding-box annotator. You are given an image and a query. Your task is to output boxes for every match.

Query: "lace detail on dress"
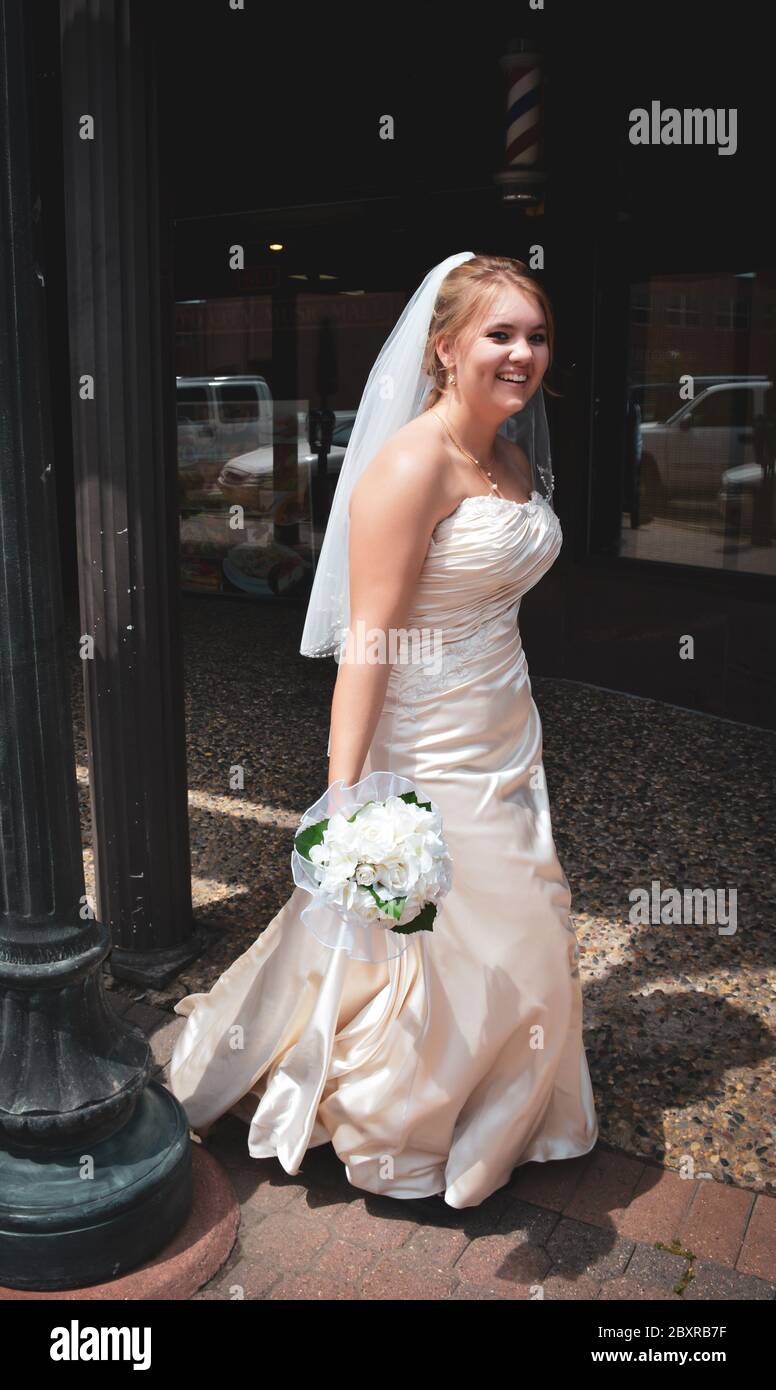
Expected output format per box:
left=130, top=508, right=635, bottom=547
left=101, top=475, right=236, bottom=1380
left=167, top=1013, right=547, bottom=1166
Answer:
left=387, top=611, right=511, bottom=717
left=455, top=489, right=543, bottom=519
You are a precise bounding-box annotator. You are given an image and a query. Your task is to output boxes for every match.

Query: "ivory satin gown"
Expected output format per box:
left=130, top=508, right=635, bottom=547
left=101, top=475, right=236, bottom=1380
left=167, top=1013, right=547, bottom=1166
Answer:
left=168, top=488, right=599, bottom=1208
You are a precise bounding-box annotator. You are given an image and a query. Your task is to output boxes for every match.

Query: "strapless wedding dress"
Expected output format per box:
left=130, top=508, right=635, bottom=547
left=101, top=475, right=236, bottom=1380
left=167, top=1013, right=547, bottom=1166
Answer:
left=168, top=489, right=599, bottom=1208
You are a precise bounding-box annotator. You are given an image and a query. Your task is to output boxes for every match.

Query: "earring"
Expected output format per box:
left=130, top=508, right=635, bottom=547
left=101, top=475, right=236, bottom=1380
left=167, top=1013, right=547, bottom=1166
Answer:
left=447, top=369, right=456, bottom=386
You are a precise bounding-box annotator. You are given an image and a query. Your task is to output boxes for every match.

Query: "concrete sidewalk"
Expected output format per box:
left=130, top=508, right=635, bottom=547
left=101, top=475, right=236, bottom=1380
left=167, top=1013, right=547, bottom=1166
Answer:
left=119, top=984, right=775, bottom=1301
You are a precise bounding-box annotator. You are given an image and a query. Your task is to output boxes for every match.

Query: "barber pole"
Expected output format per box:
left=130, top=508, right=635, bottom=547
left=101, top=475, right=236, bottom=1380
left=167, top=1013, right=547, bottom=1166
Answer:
left=495, top=40, right=547, bottom=203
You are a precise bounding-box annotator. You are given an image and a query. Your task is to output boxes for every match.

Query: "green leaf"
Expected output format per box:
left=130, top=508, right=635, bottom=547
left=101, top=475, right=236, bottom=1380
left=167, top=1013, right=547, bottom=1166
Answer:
left=366, top=885, right=436, bottom=935
left=367, top=884, right=405, bottom=920
left=294, top=817, right=330, bottom=863
left=391, top=901, right=437, bottom=935
left=398, top=790, right=433, bottom=812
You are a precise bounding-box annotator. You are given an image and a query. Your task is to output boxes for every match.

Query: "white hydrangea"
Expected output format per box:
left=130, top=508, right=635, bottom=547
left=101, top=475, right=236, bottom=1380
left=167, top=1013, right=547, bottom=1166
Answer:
left=307, top=794, right=452, bottom=929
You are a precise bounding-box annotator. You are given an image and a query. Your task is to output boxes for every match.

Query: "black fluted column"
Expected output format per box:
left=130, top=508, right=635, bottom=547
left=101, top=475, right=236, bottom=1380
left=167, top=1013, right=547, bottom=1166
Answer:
left=0, top=0, right=191, bottom=1290
left=60, top=0, right=206, bottom=987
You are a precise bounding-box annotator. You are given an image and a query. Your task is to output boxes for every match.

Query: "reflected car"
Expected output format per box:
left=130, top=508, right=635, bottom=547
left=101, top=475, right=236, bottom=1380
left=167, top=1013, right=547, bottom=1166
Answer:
left=628, top=375, right=761, bottom=426
left=717, top=458, right=776, bottom=527
left=216, top=412, right=357, bottom=510
left=177, top=375, right=274, bottom=466
left=638, top=378, right=772, bottom=513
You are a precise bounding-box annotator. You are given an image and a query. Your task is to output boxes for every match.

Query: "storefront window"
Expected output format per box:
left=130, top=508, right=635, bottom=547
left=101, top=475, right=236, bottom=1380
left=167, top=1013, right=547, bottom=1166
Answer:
left=620, top=271, right=776, bottom=575
left=174, top=288, right=404, bottom=599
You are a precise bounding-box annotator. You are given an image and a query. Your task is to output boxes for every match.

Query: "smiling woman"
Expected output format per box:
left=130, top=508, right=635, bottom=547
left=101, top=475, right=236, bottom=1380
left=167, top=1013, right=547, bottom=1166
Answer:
left=168, top=252, right=598, bottom=1210
left=417, top=257, right=556, bottom=506
left=420, top=255, right=557, bottom=404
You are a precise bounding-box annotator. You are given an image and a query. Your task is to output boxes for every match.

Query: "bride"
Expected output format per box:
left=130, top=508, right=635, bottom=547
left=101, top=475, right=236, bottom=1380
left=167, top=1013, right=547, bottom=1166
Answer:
left=168, top=251, right=599, bottom=1209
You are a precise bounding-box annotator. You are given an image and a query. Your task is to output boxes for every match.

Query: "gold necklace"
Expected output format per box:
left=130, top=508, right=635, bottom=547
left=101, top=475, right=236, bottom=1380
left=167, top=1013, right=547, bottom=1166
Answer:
left=431, top=410, right=505, bottom=498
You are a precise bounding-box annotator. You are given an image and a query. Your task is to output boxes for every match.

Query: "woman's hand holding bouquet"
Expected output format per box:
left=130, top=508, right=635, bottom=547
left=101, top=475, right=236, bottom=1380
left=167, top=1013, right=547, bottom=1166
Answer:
left=291, top=771, right=453, bottom=963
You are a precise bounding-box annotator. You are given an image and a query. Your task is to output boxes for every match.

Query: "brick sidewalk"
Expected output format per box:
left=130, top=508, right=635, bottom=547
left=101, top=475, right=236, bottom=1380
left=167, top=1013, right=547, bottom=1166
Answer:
left=116, top=983, right=776, bottom=1301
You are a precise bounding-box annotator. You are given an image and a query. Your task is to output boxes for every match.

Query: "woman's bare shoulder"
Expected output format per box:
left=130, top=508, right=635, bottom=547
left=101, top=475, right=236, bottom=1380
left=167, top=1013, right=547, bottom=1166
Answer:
left=348, top=414, right=448, bottom=518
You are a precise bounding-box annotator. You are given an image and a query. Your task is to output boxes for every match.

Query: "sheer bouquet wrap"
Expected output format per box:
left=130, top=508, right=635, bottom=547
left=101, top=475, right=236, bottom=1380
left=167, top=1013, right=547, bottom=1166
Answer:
left=291, top=770, right=453, bottom=962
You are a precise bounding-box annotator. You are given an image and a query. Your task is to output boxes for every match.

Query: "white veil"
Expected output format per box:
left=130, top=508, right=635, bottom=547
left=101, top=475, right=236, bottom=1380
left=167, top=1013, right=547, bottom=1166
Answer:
left=299, top=250, right=555, bottom=661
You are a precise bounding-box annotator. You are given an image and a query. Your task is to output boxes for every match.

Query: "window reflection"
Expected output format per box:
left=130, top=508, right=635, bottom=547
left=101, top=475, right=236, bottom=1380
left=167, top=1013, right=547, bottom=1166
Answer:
left=620, top=272, right=776, bottom=574
left=174, top=289, right=404, bottom=600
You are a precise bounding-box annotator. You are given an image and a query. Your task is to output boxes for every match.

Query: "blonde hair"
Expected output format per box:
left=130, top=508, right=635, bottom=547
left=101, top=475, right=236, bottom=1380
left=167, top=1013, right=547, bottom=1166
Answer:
left=420, top=254, right=560, bottom=410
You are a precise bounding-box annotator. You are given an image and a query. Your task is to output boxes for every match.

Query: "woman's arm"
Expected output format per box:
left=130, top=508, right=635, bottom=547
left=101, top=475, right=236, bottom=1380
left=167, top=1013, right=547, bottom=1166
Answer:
left=327, top=444, right=442, bottom=788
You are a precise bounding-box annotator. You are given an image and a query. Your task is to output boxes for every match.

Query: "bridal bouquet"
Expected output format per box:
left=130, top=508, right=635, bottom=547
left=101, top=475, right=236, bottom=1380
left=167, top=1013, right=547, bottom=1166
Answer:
left=291, top=770, right=453, bottom=963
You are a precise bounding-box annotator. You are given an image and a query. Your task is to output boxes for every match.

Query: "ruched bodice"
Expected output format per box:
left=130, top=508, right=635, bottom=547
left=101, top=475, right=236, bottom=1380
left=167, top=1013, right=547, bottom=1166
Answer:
left=408, top=490, right=558, bottom=626
left=426, top=489, right=559, bottom=606
left=384, top=489, right=561, bottom=717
